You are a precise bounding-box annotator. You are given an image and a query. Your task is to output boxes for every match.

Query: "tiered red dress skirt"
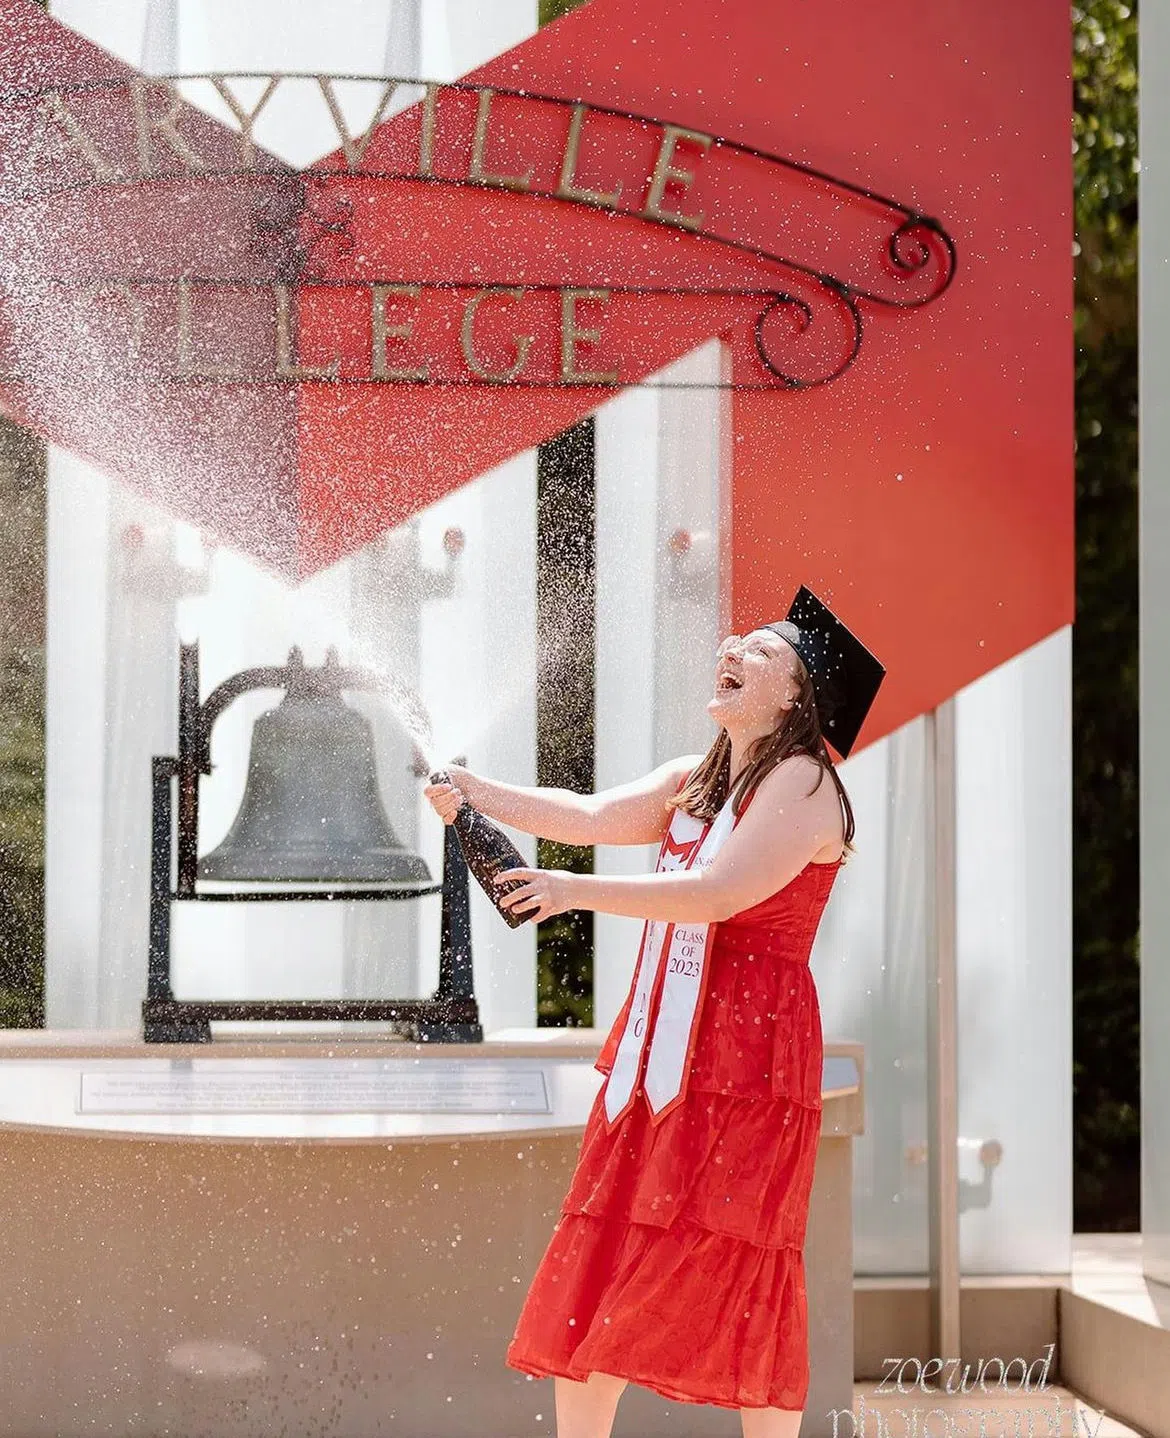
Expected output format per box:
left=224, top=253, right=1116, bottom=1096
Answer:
left=505, top=866, right=836, bottom=1411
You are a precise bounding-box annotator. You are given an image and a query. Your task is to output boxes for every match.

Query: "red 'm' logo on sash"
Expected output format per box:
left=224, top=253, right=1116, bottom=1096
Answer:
left=662, top=833, right=701, bottom=865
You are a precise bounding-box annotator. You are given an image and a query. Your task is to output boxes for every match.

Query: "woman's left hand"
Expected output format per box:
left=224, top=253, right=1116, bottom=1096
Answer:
left=493, top=867, right=576, bottom=923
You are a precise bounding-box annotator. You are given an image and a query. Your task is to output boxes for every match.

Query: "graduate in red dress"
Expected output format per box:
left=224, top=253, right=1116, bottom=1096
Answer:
left=425, top=588, right=884, bottom=1438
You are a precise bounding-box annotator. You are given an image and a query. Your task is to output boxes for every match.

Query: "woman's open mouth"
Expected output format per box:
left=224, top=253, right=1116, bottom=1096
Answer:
left=715, top=672, right=743, bottom=694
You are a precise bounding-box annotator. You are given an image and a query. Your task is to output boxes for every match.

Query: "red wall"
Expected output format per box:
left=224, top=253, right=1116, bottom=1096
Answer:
left=469, top=0, right=1074, bottom=749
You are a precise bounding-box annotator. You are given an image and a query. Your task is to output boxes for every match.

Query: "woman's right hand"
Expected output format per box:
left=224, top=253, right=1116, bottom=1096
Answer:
left=424, top=767, right=470, bottom=825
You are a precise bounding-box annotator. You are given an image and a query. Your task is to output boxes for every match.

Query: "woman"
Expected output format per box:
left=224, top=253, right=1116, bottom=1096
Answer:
left=425, top=588, right=884, bottom=1438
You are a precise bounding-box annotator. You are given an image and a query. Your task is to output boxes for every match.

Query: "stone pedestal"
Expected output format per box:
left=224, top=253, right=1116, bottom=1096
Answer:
left=0, top=1029, right=863, bottom=1437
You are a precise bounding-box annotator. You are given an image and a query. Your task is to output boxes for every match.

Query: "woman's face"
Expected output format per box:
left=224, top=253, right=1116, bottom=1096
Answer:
left=707, top=628, right=805, bottom=733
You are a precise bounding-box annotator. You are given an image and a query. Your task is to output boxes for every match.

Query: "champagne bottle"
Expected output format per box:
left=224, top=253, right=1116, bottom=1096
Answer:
left=430, top=770, right=533, bottom=929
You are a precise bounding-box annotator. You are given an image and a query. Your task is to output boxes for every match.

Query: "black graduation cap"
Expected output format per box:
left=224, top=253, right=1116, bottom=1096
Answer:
left=764, top=586, right=885, bottom=758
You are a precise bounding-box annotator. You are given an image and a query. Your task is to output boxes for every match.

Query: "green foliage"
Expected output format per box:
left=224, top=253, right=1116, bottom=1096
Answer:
left=536, top=839, right=594, bottom=1027
left=535, top=420, right=596, bottom=1028
left=538, top=0, right=588, bottom=26
left=1073, top=2, right=1137, bottom=252
left=0, top=418, right=45, bottom=1029
left=1071, top=0, right=1138, bottom=1230
left=0, top=648, right=45, bottom=1029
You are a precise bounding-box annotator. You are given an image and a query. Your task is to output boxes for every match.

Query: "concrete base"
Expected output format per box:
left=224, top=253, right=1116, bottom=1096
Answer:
left=1060, top=1233, right=1170, bottom=1438
left=855, top=1276, right=1060, bottom=1383
left=0, top=1032, right=864, bottom=1438
left=0, top=1124, right=857, bottom=1438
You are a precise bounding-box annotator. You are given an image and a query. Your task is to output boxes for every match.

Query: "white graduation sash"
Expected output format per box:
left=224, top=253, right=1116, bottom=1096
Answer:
left=602, top=793, right=739, bottom=1127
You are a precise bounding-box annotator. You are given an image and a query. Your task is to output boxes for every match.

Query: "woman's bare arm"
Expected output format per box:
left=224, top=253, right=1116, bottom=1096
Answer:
left=495, top=755, right=844, bottom=924
left=429, top=754, right=705, bottom=846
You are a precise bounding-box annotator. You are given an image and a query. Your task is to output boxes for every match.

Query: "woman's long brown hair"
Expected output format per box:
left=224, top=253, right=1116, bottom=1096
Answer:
left=668, top=621, right=856, bottom=852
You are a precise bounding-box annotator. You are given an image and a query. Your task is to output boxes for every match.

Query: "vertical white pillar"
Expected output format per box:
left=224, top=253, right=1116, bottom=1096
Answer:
left=594, top=382, right=660, bottom=1031
left=1140, top=0, right=1170, bottom=1288
left=95, top=490, right=205, bottom=1027
left=413, top=0, right=539, bottom=1037
left=814, top=625, right=1072, bottom=1285
left=592, top=340, right=725, bottom=1034
left=924, top=699, right=960, bottom=1356
left=651, top=343, right=728, bottom=759
left=44, top=455, right=108, bottom=1028
left=339, top=0, right=428, bottom=1005
left=810, top=730, right=931, bottom=1274
left=417, top=455, right=538, bottom=1035
left=342, top=526, right=427, bottom=1003
left=954, top=629, right=1072, bottom=1273
left=46, top=0, right=183, bottom=1030
left=140, top=0, right=178, bottom=73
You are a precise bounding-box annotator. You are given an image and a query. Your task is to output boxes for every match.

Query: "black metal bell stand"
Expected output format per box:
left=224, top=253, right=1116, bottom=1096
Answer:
left=143, top=641, right=483, bottom=1045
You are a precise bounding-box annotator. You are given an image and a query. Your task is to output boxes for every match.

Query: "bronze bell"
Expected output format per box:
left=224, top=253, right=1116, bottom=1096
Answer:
left=197, top=648, right=432, bottom=886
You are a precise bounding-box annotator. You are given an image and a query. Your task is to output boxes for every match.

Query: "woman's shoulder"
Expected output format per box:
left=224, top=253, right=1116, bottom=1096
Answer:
left=664, top=752, right=710, bottom=793
left=675, top=751, right=708, bottom=775
left=742, top=752, right=845, bottom=860
left=748, top=751, right=829, bottom=802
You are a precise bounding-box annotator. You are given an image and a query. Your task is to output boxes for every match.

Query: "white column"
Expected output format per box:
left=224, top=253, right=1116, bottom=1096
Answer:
left=592, top=340, right=725, bottom=1034
left=339, top=0, right=428, bottom=1005
left=413, top=0, right=540, bottom=1038
left=44, top=454, right=108, bottom=1028
left=814, top=631, right=1073, bottom=1278
left=1140, top=0, right=1170, bottom=1289
left=809, top=730, right=929, bottom=1274
left=651, top=343, right=729, bottom=759
left=954, top=629, right=1072, bottom=1274
left=341, top=526, right=427, bottom=1004
left=417, top=455, right=538, bottom=1035
left=95, top=491, right=206, bottom=1027
left=593, top=380, right=659, bottom=1031
left=46, top=0, right=184, bottom=1029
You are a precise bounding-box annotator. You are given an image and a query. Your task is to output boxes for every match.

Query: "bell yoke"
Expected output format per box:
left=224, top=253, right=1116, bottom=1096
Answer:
left=141, top=643, right=483, bottom=1045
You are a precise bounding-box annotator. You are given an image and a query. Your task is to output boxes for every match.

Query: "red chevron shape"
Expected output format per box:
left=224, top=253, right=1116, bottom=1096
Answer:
left=0, top=0, right=1071, bottom=752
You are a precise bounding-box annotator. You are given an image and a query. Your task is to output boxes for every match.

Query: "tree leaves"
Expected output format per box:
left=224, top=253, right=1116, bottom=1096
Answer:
left=1071, top=0, right=1138, bottom=1231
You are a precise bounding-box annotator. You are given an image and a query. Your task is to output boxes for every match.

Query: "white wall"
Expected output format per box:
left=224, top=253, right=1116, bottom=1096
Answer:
left=814, top=631, right=1072, bottom=1275
left=954, top=627, right=1072, bottom=1273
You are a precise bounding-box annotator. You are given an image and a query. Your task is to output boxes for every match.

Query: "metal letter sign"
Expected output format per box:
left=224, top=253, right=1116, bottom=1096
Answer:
left=0, top=0, right=961, bottom=581
left=0, top=73, right=955, bottom=394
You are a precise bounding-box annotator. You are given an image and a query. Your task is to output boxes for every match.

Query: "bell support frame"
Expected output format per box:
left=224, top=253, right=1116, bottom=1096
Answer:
left=143, top=640, right=482, bottom=1045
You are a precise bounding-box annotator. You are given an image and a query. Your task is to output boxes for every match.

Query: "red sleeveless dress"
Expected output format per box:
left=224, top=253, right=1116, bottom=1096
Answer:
left=505, top=825, right=841, bottom=1411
